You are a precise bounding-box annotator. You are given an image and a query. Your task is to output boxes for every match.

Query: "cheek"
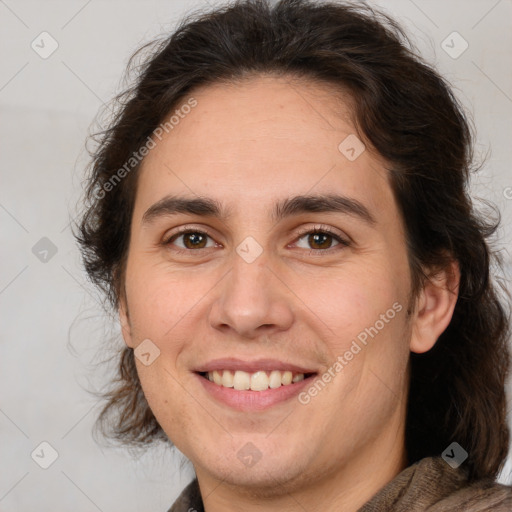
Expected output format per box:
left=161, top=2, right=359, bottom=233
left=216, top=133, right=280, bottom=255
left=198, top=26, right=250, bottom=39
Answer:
left=300, top=265, right=404, bottom=344
left=134, top=357, right=197, bottom=452
left=124, top=260, right=210, bottom=343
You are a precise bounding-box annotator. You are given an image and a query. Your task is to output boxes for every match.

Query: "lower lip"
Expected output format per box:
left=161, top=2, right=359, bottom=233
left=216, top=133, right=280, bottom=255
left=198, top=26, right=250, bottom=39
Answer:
left=195, top=373, right=314, bottom=411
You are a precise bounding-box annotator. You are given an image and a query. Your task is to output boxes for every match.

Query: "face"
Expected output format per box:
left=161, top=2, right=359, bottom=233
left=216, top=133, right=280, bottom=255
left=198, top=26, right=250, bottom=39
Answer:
left=120, top=75, right=419, bottom=495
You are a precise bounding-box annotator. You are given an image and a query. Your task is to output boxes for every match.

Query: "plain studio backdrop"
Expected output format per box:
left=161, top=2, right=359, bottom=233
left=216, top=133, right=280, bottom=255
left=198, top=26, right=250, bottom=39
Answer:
left=1, top=0, right=511, bottom=510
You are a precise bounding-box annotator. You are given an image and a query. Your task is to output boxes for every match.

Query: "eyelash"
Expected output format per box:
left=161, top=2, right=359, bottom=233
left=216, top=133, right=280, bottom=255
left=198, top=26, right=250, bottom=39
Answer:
left=162, top=225, right=351, bottom=256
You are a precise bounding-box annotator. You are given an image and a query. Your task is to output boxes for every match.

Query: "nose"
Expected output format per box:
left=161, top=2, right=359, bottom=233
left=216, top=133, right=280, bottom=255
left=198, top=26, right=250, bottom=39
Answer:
left=208, top=252, right=294, bottom=340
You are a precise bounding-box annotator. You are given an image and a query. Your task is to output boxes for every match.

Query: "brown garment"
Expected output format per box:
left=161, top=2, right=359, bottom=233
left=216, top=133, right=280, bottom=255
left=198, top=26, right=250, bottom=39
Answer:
left=168, top=456, right=512, bottom=512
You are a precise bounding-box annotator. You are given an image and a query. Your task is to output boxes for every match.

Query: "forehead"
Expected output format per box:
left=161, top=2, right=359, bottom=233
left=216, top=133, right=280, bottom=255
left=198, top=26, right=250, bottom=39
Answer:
left=135, top=74, right=395, bottom=222
left=157, top=74, right=356, bottom=163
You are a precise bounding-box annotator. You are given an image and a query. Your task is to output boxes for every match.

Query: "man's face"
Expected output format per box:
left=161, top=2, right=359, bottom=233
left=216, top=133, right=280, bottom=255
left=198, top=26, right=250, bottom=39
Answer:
left=120, top=75, right=415, bottom=492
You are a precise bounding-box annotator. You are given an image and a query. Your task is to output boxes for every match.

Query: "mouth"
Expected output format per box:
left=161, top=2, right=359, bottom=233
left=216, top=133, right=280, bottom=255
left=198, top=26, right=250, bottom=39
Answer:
left=197, top=369, right=316, bottom=391
left=193, top=359, right=319, bottom=411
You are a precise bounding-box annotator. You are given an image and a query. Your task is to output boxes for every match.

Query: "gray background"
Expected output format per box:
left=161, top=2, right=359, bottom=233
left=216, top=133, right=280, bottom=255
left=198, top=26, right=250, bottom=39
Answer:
left=1, top=0, right=511, bottom=510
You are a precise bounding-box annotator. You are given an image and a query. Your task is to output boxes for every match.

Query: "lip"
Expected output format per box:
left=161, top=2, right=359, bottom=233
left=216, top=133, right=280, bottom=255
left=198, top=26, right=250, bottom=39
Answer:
left=195, top=372, right=315, bottom=411
left=194, top=357, right=318, bottom=374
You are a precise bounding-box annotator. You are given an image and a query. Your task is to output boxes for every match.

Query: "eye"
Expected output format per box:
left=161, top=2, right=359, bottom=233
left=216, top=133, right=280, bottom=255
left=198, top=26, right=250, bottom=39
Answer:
left=163, top=229, right=218, bottom=251
left=292, top=227, right=350, bottom=252
left=162, top=225, right=350, bottom=255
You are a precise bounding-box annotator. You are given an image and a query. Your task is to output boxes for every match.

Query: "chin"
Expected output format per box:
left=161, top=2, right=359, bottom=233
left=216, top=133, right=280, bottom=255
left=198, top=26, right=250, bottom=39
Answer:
left=209, top=461, right=310, bottom=496
left=190, top=437, right=317, bottom=495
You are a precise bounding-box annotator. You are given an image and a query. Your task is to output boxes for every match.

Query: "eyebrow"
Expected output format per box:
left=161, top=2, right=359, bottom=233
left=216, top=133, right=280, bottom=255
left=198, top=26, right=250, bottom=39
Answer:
left=141, top=193, right=377, bottom=226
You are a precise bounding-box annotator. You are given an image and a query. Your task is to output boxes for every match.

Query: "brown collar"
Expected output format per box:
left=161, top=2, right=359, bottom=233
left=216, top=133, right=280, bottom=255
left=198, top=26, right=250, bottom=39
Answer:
left=168, top=456, right=512, bottom=512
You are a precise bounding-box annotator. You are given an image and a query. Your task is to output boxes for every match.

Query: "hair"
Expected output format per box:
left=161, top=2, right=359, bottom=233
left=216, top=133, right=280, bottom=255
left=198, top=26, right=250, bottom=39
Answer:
left=76, top=0, right=511, bottom=482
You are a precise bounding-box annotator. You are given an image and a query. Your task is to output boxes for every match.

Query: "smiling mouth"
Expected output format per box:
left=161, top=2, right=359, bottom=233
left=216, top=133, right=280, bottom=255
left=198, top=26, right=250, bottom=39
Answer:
left=198, top=369, right=316, bottom=391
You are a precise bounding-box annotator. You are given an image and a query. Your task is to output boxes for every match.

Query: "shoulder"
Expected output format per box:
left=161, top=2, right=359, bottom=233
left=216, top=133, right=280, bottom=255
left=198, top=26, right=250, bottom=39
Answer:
left=359, top=456, right=512, bottom=512
left=423, top=457, right=512, bottom=511
left=430, top=475, right=512, bottom=511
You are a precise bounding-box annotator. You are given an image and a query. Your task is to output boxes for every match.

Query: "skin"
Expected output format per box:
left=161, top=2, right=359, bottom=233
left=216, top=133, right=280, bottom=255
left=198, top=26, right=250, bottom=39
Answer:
left=119, top=74, right=460, bottom=512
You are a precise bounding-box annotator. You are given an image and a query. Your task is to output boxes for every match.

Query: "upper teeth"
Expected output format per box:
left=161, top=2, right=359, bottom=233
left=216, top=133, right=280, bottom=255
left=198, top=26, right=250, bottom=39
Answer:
left=207, top=370, right=305, bottom=391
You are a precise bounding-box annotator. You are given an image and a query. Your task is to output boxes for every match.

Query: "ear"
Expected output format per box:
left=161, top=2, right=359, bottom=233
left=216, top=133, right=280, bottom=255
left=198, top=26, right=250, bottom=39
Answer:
left=119, top=290, right=135, bottom=349
left=409, top=260, right=460, bottom=354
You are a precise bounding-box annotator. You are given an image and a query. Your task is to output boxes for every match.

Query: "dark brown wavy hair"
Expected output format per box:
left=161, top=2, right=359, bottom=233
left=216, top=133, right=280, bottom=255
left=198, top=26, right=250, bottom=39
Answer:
left=76, top=0, right=511, bottom=482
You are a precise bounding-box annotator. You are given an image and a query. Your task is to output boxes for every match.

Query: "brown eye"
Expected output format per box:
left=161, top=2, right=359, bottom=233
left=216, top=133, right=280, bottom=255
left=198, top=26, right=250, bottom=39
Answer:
left=307, top=232, right=335, bottom=250
left=165, top=230, right=215, bottom=250
left=182, top=232, right=207, bottom=249
left=294, top=228, right=349, bottom=252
